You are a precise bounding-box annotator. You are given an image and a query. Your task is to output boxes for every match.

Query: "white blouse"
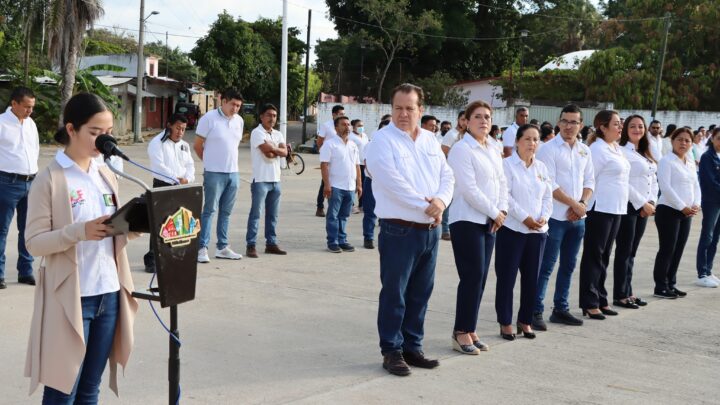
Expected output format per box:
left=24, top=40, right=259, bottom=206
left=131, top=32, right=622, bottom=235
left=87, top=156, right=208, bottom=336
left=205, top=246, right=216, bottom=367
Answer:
left=56, top=151, right=119, bottom=297
left=657, top=153, right=702, bottom=210
left=502, top=153, right=554, bottom=234
left=447, top=135, right=509, bottom=225
left=587, top=140, right=630, bottom=215
left=621, top=143, right=659, bottom=211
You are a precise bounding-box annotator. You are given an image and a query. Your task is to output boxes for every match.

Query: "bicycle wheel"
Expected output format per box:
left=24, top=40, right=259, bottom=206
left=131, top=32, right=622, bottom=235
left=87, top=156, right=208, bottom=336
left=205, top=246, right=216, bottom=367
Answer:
left=289, top=153, right=305, bottom=175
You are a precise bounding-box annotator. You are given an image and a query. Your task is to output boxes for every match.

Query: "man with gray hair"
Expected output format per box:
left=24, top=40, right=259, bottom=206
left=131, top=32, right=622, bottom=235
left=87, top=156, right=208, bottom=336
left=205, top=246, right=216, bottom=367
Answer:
left=502, top=107, right=529, bottom=157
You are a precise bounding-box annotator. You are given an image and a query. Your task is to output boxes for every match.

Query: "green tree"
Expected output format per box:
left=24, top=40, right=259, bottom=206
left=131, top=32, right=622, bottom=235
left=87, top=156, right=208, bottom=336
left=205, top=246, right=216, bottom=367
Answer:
left=415, top=71, right=469, bottom=108
left=84, top=28, right=138, bottom=55
left=144, top=41, right=199, bottom=82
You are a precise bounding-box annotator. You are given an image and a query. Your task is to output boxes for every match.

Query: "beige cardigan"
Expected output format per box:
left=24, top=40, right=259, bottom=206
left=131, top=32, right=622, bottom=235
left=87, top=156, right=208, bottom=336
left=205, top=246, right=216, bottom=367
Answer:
left=24, top=159, right=138, bottom=396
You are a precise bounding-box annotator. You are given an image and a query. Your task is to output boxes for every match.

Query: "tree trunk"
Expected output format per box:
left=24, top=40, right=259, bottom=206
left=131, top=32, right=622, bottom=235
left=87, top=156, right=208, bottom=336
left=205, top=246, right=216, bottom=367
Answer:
left=377, top=46, right=396, bottom=103
left=59, top=42, right=78, bottom=126
left=24, top=20, right=32, bottom=84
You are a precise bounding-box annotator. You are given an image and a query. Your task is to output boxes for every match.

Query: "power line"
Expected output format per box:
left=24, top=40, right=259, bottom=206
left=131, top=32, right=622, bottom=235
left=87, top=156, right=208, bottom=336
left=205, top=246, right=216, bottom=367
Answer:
left=94, top=23, right=203, bottom=39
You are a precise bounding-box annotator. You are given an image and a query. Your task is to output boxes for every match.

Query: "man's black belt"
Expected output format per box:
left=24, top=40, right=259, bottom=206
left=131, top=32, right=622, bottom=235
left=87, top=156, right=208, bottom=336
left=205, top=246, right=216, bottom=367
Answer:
left=0, top=171, right=36, bottom=181
left=383, top=218, right=438, bottom=230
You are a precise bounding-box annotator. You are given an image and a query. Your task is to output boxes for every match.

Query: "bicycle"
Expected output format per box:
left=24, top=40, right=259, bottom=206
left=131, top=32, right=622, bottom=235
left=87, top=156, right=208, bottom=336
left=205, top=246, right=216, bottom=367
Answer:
left=283, top=143, right=305, bottom=175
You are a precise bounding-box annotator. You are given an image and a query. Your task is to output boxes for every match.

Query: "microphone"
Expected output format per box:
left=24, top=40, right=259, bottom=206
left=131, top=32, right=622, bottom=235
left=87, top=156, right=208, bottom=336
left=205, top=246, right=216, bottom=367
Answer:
left=95, top=134, right=129, bottom=161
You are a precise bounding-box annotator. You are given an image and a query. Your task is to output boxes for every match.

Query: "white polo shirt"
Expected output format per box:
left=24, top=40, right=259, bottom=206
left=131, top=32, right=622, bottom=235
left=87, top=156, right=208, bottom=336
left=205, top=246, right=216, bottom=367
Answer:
left=503, top=153, right=554, bottom=234
left=365, top=123, right=454, bottom=223
left=622, top=143, right=658, bottom=210
left=56, top=151, right=119, bottom=297
left=0, top=107, right=39, bottom=175
left=647, top=132, right=663, bottom=161
left=502, top=122, right=520, bottom=149
left=147, top=131, right=195, bottom=183
left=250, top=125, right=285, bottom=183
left=195, top=108, right=244, bottom=173
left=447, top=134, right=508, bottom=225
left=441, top=128, right=460, bottom=149
left=657, top=153, right=701, bottom=210
left=349, top=131, right=370, bottom=163
left=536, top=135, right=595, bottom=221
left=319, top=135, right=359, bottom=191
left=587, top=140, right=630, bottom=215
left=318, top=119, right=337, bottom=142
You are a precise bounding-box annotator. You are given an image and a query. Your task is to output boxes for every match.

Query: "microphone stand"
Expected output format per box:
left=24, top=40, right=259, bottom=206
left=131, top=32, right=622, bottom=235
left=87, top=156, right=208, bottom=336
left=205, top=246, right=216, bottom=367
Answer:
left=104, top=156, right=151, bottom=191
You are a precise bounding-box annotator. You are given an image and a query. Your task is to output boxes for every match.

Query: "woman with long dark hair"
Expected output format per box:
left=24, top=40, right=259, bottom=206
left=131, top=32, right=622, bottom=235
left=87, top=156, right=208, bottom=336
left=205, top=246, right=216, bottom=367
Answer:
left=579, top=110, right=630, bottom=319
left=24, top=93, right=138, bottom=403
left=613, top=115, right=657, bottom=308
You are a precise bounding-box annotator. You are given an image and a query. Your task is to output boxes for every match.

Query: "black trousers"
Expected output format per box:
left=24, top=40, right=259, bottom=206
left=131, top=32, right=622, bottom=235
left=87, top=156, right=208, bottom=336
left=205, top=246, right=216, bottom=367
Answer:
left=495, top=227, right=547, bottom=326
left=579, top=210, right=622, bottom=309
left=317, top=180, right=325, bottom=209
left=613, top=203, right=649, bottom=300
left=653, top=205, right=692, bottom=292
left=143, top=178, right=174, bottom=269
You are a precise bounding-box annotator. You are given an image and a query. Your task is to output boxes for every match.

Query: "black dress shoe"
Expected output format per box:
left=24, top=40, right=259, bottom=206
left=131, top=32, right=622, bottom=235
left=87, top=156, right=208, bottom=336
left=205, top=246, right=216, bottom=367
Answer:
left=671, top=288, right=687, bottom=297
left=144, top=265, right=156, bottom=273
left=403, top=351, right=440, bottom=368
left=0, top=278, right=6, bottom=289
left=653, top=290, right=677, bottom=299
left=532, top=312, right=547, bottom=331
left=516, top=323, right=536, bottom=339
left=383, top=352, right=411, bottom=376
left=363, top=239, right=375, bottom=249
left=613, top=299, right=639, bottom=309
left=600, top=307, right=618, bottom=316
left=499, top=326, right=516, bottom=341
left=549, top=309, right=584, bottom=326
left=632, top=297, right=648, bottom=306
left=582, top=309, right=606, bottom=320
left=18, top=275, right=36, bottom=286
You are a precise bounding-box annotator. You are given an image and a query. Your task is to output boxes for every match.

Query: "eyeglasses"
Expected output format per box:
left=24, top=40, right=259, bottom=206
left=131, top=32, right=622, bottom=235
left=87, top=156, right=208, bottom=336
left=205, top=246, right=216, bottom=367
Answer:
left=559, top=119, right=581, bottom=126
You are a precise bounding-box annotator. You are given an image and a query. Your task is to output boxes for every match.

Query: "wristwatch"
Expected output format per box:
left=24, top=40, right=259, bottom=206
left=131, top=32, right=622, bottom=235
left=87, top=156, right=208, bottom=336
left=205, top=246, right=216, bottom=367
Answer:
left=578, top=200, right=586, bottom=206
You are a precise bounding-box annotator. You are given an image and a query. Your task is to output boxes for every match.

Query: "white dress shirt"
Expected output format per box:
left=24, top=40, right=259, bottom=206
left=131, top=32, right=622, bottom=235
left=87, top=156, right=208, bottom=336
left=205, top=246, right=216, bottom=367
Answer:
left=365, top=122, right=454, bottom=223
left=195, top=108, right=244, bottom=173
left=0, top=107, right=39, bottom=175
left=502, top=122, right=520, bottom=148
left=621, top=143, right=658, bottom=210
left=657, top=153, right=702, bottom=210
left=447, top=135, right=508, bottom=225
left=319, top=136, right=359, bottom=191
left=349, top=131, right=370, bottom=163
left=647, top=133, right=663, bottom=161
left=587, top=140, right=630, bottom=215
left=503, top=153, right=554, bottom=233
left=56, top=151, right=119, bottom=297
left=249, top=125, right=285, bottom=183
left=535, top=135, right=595, bottom=221
left=441, top=128, right=460, bottom=149
left=148, top=132, right=196, bottom=183
left=318, top=119, right=337, bottom=142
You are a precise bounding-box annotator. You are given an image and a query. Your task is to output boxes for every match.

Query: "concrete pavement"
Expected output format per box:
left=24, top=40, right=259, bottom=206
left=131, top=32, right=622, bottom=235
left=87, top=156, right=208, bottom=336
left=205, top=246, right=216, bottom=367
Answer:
left=0, top=139, right=718, bottom=404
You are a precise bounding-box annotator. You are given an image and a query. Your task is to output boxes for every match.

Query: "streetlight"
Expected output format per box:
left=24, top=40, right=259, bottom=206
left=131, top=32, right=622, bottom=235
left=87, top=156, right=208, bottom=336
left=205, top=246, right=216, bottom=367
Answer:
left=520, top=29, right=529, bottom=78
left=134, top=0, right=160, bottom=143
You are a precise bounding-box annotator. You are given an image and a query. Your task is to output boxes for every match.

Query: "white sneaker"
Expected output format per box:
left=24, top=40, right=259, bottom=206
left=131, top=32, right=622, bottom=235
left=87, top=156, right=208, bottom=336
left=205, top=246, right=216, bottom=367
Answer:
left=215, top=247, right=243, bottom=260
left=197, top=247, right=210, bottom=263
left=695, top=276, right=719, bottom=288
left=710, top=274, right=720, bottom=283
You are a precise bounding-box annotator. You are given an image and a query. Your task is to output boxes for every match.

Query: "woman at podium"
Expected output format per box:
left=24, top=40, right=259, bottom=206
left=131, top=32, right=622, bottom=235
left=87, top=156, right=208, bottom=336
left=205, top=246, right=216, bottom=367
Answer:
left=23, top=93, right=138, bottom=404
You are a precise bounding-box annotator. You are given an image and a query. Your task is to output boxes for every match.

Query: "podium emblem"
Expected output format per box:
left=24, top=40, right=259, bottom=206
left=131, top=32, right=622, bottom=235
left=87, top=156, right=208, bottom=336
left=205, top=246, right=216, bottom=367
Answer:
left=160, top=207, right=201, bottom=247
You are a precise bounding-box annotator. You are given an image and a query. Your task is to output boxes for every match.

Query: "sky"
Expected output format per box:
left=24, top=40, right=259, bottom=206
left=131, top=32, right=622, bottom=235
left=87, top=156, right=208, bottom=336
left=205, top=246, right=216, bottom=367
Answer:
left=96, top=0, right=338, bottom=63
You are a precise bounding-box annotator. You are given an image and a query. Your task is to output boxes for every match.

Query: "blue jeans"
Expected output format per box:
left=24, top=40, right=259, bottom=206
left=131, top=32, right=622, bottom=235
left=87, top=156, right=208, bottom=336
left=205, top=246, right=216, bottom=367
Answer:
left=0, top=173, right=34, bottom=279
left=441, top=203, right=451, bottom=234
left=362, top=177, right=377, bottom=241
left=697, top=200, right=720, bottom=277
left=43, top=291, right=119, bottom=404
left=326, top=187, right=354, bottom=247
left=377, top=220, right=439, bottom=355
left=245, top=181, right=281, bottom=247
left=535, top=218, right=585, bottom=313
left=199, top=172, right=239, bottom=250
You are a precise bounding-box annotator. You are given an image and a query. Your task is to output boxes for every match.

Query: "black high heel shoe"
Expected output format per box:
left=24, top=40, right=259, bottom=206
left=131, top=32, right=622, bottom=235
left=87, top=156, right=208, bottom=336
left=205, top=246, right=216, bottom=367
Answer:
left=499, top=326, right=516, bottom=341
left=516, top=323, right=536, bottom=339
left=582, top=309, right=606, bottom=320
left=600, top=307, right=618, bottom=316
left=613, top=299, right=639, bottom=309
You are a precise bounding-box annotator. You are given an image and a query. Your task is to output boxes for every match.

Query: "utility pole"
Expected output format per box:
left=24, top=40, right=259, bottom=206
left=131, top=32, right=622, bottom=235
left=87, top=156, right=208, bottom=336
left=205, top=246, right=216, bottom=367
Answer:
left=165, top=31, right=169, bottom=78
left=302, top=9, right=311, bottom=144
left=134, top=0, right=145, bottom=143
left=280, top=0, right=288, bottom=139
left=651, top=12, right=672, bottom=119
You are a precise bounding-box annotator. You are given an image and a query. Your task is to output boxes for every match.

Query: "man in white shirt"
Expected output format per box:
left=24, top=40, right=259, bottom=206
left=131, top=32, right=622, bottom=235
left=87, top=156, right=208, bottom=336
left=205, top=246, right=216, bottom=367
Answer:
left=245, top=104, right=288, bottom=258
left=533, top=104, right=595, bottom=330
left=502, top=107, right=530, bottom=157
left=648, top=119, right=664, bottom=160
left=143, top=113, right=195, bottom=273
left=320, top=116, right=361, bottom=253
left=315, top=104, right=345, bottom=217
left=0, top=87, right=39, bottom=288
left=193, top=88, right=245, bottom=263
left=421, top=115, right=439, bottom=142
left=365, top=83, right=454, bottom=377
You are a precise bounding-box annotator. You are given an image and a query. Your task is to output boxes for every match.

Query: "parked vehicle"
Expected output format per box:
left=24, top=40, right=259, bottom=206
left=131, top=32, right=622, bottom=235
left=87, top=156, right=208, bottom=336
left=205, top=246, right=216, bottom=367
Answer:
left=174, top=102, right=200, bottom=129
